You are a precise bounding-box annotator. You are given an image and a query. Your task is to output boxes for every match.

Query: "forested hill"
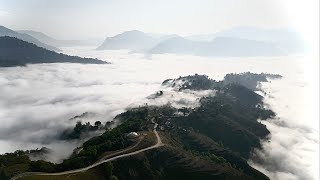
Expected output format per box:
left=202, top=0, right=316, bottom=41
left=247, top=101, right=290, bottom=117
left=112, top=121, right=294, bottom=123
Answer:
left=0, top=73, right=277, bottom=180
left=0, top=36, right=108, bottom=67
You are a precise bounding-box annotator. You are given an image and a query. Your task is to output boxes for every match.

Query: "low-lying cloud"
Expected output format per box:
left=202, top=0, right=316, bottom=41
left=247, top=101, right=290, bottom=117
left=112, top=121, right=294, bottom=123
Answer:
left=0, top=47, right=318, bottom=180
left=249, top=74, right=319, bottom=180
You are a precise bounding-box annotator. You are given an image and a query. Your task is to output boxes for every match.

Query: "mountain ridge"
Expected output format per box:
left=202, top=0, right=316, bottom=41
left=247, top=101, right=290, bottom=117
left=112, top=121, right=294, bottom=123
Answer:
left=0, top=25, right=61, bottom=52
left=0, top=36, right=108, bottom=67
left=96, top=27, right=305, bottom=56
left=97, top=30, right=159, bottom=52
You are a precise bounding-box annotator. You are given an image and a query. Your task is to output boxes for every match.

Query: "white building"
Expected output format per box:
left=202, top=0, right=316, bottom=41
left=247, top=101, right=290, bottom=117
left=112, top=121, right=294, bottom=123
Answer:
left=126, top=132, right=139, bottom=139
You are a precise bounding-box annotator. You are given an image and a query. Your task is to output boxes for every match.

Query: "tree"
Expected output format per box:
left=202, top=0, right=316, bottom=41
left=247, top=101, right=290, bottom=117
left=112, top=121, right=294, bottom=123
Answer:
left=110, top=175, right=119, bottom=180
left=74, top=121, right=83, bottom=133
left=81, top=146, right=97, bottom=157
left=95, top=121, right=102, bottom=127
left=104, top=162, right=113, bottom=178
left=29, top=160, right=55, bottom=172
left=0, top=170, right=9, bottom=180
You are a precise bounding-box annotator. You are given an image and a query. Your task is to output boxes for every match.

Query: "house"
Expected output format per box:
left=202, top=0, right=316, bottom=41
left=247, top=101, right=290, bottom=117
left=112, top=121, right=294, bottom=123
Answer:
left=126, top=132, right=139, bottom=139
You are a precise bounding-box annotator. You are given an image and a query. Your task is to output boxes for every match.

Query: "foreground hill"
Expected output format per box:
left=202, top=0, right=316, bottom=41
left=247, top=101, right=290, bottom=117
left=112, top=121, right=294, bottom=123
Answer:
left=0, top=73, right=279, bottom=179
left=0, top=36, right=108, bottom=67
left=0, top=25, right=60, bottom=52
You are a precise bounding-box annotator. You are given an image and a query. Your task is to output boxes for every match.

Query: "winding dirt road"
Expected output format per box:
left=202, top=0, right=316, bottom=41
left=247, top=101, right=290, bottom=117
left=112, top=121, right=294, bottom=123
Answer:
left=11, top=124, right=163, bottom=180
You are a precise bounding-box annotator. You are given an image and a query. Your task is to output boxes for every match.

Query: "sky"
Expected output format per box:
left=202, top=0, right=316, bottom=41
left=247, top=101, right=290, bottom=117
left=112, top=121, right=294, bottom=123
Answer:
left=0, top=0, right=318, bottom=42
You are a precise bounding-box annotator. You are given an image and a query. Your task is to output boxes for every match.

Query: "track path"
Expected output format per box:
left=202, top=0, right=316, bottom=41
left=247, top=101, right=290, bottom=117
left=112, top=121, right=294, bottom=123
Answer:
left=12, top=123, right=163, bottom=180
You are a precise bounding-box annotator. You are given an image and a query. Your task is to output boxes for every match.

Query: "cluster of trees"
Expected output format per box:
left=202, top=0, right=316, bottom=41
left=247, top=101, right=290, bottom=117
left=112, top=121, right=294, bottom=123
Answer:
left=161, top=119, right=269, bottom=179
left=0, top=151, right=31, bottom=179
left=175, top=88, right=272, bottom=158
left=163, top=72, right=282, bottom=93
left=57, top=108, right=150, bottom=171
left=224, top=72, right=282, bottom=90
left=102, top=162, right=119, bottom=180
left=162, top=74, right=219, bottom=91
left=61, top=121, right=103, bottom=140
left=199, top=152, right=227, bottom=164
left=160, top=74, right=275, bottom=159
left=0, top=107, right=152, bottom=178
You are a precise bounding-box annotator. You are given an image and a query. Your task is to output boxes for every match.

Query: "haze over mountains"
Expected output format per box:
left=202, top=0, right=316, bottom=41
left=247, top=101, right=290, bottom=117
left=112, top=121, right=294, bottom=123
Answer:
left=97, top=30, right=159, bottom=52
left=202, top=27, right=305, bottom=54
left=0, top=25, right=305, bottom=58
left=0, top=26, right=60, bottom=52
left=97, top=27, right=305, bottom=57
left=18, top=30, right=103, bottom=47
left=149, top=36, right=284, bottom=57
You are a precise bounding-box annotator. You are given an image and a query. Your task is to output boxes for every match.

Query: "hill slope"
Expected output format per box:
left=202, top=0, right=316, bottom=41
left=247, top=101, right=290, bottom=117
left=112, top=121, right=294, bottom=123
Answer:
left=0, top=26, right=60, bottom=52
left=0, top=36, right=108, bottom=67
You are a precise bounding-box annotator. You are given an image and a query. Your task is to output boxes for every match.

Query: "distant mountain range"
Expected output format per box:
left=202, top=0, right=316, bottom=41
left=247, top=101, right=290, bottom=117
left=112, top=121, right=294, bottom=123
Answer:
left=0, top=36, right=108, bottom=67
left=187, top=26, right=305, bottom=54
left=18, top=30, right=103, bottom=47
left=0, top=26, right=60, bottom=52
left=149, top=36, right=284, bottom=57
left=97, top=30, right=160, bottom=52
left=97, top=27, right=305, bottom=57
left=1, top=25, right=305, bottom=57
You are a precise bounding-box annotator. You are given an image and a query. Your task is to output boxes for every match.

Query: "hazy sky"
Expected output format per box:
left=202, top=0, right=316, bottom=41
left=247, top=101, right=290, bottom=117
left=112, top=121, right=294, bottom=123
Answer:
left=0, top=0, right=318, bottom=49
left=0, top=0, right=302, bottom=38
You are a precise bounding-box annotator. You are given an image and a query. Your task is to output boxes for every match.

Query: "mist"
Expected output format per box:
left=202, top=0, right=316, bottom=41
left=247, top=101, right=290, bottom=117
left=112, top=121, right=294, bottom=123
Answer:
left=0, top=47, right=318, bottom=180
left=249, top=69, right=319, bottom=180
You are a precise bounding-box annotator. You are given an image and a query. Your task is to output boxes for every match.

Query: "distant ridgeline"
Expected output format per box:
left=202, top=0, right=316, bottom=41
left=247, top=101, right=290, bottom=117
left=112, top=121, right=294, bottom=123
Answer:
left=0, top=73, right=281, bottom=180
left=0, top=36, right=108, bottom=67
left=96, top=28, right=305, bottom=56
left=0, top=25, right=61, bottom=52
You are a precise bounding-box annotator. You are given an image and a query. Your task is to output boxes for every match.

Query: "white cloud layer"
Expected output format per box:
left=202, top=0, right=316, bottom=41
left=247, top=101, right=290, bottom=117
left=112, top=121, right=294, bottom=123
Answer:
left=0, top=10, right=8, bottom=16
left=0, top=48, right=318, bottom=180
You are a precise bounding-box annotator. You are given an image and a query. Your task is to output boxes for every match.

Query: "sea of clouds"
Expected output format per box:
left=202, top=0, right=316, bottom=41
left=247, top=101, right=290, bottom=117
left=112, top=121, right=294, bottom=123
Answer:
left=0, top=47, right=318, bottom=180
